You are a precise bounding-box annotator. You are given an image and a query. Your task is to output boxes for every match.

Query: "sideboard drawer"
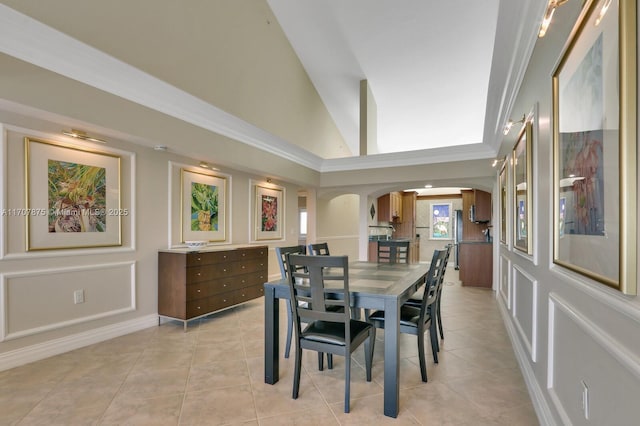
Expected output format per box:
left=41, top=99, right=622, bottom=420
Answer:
left=159, top=246, right=268, bottom=329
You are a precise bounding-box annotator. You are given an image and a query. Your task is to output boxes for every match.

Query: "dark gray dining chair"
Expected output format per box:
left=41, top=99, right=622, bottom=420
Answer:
left=308, top=242, right=330, bottom=256
left=377, top=240, right=409, bottom=264
left=368, top=248, right=448, bottom=381
left=286, top=254, right=375, bottom=413
left=275, top=245, right=307, bottom=359
left=406, top=244, right=452, bottom=345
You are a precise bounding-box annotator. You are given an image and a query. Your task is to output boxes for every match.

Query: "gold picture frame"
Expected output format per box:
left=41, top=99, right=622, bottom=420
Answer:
left=25, top=137, right=122, bottom=251
left=499, top=159, right=508, bottom=244
left=253, top=183, right=284, bottom=241
left=512, top=121, right=533, bottom=254
left=552, top=0, right=637, bottom=294
left=181, top=169, right=227, bottom=243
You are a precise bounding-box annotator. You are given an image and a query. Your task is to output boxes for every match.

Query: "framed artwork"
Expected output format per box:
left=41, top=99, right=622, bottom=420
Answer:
left=254, top=183, right=284, bottom=240
left=512, top=121, right=532, bottom=254
left=499, top=160, right=507, bottom=244
left=430, top=203, right=451, bottom=240
left=552, top=0, right=637, bottom=294
left=181, top=169, right=227, bottom=242
left=25, top=137, right=122, bottom=251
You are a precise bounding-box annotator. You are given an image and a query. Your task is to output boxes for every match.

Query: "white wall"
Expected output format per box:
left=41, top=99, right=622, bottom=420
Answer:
left=314, top=193, right=360, bottom=261
left=496, top=2, right=640, bottom=424
left=0, top=111, right=303, bottom=369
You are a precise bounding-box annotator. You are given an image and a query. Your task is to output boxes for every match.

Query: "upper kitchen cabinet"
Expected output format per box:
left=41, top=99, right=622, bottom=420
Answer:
left=469, top=189, right=491, bottom=223
left=378, top=192, right=403, bottom=223
left=462, top=189, right=492, bottom=241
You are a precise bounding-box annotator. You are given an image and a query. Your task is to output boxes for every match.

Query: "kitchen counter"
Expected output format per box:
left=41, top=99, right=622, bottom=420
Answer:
left=458, top=241, right=492, bottom=287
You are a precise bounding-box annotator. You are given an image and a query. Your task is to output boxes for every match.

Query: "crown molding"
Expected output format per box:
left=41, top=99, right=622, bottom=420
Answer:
left=320, top=143, right=496, bottom=172
left=0, top=4, right=323, bottom=170
left=0, top=4, right=500, bottom=175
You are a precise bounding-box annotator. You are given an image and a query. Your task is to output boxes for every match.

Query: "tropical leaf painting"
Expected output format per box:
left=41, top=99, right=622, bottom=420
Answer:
left=191, top=182, right=218, bottom=231
left=48, top=160, right=106, bottom=233
left=261, top=195, right=278, bottom=232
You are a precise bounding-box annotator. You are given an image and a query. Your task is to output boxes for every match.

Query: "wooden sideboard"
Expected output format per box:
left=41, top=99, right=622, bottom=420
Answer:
left=158, top=245, right=268, bottom=329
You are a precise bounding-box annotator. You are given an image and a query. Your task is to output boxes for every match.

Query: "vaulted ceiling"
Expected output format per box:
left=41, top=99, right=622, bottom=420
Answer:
left=0, top=0, right=548, bottom=191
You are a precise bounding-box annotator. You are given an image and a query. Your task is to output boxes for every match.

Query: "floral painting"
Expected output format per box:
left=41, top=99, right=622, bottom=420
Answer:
left=48, top=160, right=106, bottom=233
left=254, top=183, right=284, bottom=240
left=261, top=193, right=278, bottom=232
left=559, top=130, right=604, bottom=235
left=552, top=0, right=637, bottom=293
left=25, top=137, right=122, bottom=251
left=181, top=169, right=227, bottom=243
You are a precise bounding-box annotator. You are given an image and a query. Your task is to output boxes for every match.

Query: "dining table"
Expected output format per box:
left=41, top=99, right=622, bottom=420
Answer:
left=263, top=261, right=431, bottom=418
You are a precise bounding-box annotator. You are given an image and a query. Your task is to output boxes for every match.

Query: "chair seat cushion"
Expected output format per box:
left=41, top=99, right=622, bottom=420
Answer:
left=302, top=319, right=372, bottom=346
left=368, top=305, right=430, bottom=328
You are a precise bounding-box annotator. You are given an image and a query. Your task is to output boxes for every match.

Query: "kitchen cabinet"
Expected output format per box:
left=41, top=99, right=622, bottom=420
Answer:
left=158, top=246, right=268, bottom=330
left=458, top=242, right=492, bottom=287
left=462, top=190, right=489, bottom=241
left=472, top=189, right=492, bottom=223
left=377, top=192, right=403, bottom=223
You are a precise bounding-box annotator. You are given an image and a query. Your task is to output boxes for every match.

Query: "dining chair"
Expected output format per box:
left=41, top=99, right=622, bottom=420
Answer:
left=368, top=248, right=448, bottom=382
left=286, top=254, right=375, bottom=413
left=377, top=240, right=409, bottom=264
left=405, top=244, right=452, bottom=344
left=434, top=244, right=452, bottom=340
left=308, top=242, right=330, bottom=256
left=275, top=245, right=309, bottom=360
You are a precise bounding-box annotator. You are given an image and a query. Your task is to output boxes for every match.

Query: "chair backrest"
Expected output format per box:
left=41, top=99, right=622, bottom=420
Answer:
left=420, top=248, right=448, bottom=315
left=434, top=244, right=452, bottom=297
left=275, top=245, right=307, bottom=279
left=377, top=240, right=410, bottom=264
left=437, top=244, right=452, bottom=285
left=286, top=254, right=351, bottom=340
left=308, top=242, right=330, bottom=256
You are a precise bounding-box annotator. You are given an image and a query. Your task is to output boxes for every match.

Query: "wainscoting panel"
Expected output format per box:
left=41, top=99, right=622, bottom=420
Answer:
left=547, top=293, right=640, bottom=424
left=512, top=264, right=537, bottom=362
left=1, top=262, right=136, bottom=341
left=500, top=254, right=511, bottom=309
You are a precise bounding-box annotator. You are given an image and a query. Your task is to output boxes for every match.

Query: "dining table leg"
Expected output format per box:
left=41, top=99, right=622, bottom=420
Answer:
left=383, top=297, right=400, bottom=418
left=264, top=285, right=280, bottom=384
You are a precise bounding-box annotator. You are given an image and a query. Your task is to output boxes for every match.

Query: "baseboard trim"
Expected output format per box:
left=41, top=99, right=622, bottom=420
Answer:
left=498, top=298, right=556, bottom=426
left=0, top=314, right=158, bottom=371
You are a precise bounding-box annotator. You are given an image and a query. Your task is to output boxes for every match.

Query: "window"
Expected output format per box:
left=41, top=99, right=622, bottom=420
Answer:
left=299, top=209, right=307, bottom=236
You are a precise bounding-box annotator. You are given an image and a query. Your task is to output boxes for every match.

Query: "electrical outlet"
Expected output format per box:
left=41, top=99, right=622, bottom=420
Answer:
left=581, top=380, right=589, bottom=420
left=74, top=289, right=85, bottom=304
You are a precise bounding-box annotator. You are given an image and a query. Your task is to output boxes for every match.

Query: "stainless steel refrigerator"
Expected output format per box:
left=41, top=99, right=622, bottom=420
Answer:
left=453, top=209, right=463, bottom=270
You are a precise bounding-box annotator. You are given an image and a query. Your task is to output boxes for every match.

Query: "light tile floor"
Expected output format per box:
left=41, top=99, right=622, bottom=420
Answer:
left=1, top=270, right=539, bottom=425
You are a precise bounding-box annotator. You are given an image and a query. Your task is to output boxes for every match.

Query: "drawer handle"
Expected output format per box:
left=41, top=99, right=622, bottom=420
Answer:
left=223, top=255, right=227, bottom=259
left=223, top=299, right=227, bottom=303
left=197, top=257, right=201, bottom=261
left=242, top=253, right=246, bottom=256
left=242, top=265, right=245, bottom=269
left=242, top=293, right=245, bottom=297
left=197, top=289, right=201, bottom=293
left=223, top=284, right=227, bottom=287
left=197, top=306, right=201, bottom=310
left=197, top=272, right=201, bottom=276
left=242, top=279, right=245, bottom=283
left=223, top=269, right=227, bottom=272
